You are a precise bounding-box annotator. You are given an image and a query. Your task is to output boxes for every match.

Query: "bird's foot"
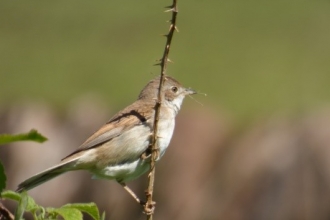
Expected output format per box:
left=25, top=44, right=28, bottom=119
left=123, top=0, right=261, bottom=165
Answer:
left=141, top=200, right=156, bottom=215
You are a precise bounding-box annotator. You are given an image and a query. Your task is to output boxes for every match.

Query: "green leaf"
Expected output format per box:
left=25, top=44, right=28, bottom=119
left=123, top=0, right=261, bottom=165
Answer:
left=62, top=203, right=100, bottom=220
left=1, top=190, right=21, bottom=201
left=49, top=207, right=83, bottom=220
left=0, top=161, right=6, bottom=193
left=24, top=195, right=38, bottom=212
left=1, top=190, right=38, bottom=212
left=0, top=129, right=48, bottom=145
left=14, top=191, right=28, bottom=220
left=101, top=211, right=106, bottom=220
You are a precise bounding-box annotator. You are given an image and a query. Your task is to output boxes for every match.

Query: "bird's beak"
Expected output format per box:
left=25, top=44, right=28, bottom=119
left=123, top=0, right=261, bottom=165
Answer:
left=184, top=88, right=197, bottom=95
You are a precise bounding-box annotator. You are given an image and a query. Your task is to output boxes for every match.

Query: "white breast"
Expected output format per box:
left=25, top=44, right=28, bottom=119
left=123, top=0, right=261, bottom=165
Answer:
left=89, top=104, right=177, bottom=182
left=156, top=109, right=175, bottom=159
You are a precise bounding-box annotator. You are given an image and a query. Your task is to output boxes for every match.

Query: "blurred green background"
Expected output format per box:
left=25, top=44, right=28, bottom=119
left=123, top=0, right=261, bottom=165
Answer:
left=1, top=0, right=330, bottom=121
left=2, top=2, right=330, bottom=219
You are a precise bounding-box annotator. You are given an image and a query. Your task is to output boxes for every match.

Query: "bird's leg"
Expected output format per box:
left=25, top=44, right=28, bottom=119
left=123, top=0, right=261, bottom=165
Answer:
left=118, top=182, right=145, bottom=205
left=118, top=182, right=156, bottom=215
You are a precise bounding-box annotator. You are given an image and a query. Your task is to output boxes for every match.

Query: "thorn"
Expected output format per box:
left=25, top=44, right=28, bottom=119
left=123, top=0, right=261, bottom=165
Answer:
left=164, top=8, right=174, bottom=13
left=161, top=34, right=168, bottom=37
left=167, top=58, right=174, bottom=63
left=166, top=20, right=172, bottom=23
left=169, top=24, right=179, bottom=32
left=153, top=63, right=161, bottom=66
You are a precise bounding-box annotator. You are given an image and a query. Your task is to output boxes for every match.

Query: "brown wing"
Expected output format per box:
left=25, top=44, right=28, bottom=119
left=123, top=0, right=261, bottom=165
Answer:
left=62, top=100, right=155, bottom=160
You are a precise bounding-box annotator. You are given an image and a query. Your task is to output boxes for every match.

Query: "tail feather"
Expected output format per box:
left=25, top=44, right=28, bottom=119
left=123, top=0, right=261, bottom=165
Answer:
left=16, top=160, right=77, bottom=192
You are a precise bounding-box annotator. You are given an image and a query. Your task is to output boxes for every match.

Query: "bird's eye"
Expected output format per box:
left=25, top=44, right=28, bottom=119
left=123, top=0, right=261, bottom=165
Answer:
left=171, top=86, right=178, bottom=93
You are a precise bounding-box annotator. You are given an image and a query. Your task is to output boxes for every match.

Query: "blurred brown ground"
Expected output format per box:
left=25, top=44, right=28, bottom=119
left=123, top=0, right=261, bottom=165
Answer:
left=1, top=99, right=330, bottom=220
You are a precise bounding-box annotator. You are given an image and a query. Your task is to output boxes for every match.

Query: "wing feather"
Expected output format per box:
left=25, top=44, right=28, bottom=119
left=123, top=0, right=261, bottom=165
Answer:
left=62, top=100, right=155, bottom=161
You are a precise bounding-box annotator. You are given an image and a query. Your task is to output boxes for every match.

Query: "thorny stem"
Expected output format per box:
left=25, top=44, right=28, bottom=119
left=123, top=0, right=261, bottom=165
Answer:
left=145, top=0, right=179, bottom=219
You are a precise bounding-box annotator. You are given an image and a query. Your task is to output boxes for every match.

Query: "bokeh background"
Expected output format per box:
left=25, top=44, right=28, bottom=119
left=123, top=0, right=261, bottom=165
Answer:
left=1, top=0, right=330, bottom=219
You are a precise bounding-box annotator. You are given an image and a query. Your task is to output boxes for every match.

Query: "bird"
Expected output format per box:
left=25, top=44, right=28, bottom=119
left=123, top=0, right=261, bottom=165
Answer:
left=16, top=75, right=196, bottom=207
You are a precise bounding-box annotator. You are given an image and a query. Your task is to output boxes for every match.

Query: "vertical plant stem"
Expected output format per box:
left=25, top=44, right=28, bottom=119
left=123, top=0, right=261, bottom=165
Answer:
left=145, top=0, right=179, bottom=219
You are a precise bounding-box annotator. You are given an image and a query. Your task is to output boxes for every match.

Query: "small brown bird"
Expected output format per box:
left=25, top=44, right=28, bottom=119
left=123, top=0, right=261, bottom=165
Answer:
left=17, top=75, right=195, bottom=205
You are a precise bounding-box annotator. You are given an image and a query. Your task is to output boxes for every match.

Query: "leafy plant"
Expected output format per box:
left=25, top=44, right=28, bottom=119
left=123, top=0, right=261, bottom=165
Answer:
left=0, top=130, right=47, bottom=194
left=1, top=191, right=104, bottom=220
left=0, top=130, right=105, bottom=220
left=0, top=129, right=47, bottom=145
